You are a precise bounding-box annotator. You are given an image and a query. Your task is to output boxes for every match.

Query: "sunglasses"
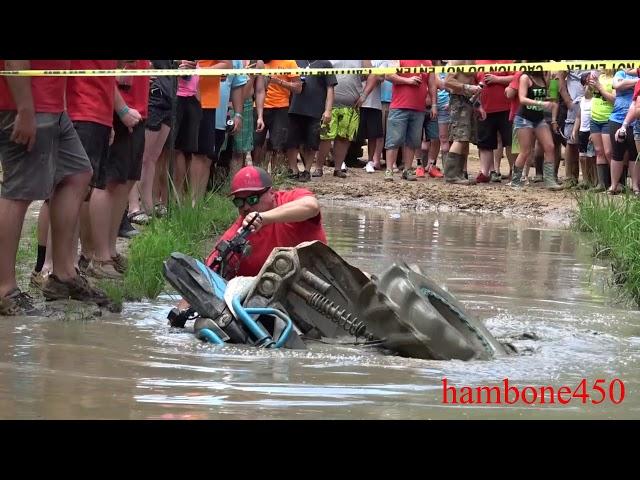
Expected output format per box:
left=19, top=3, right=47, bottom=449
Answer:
left=232, top=189, right=268, bottom=208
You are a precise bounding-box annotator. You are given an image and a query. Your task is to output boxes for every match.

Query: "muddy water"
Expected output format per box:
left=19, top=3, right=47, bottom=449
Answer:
left=1, top=206, right=639, bottom=419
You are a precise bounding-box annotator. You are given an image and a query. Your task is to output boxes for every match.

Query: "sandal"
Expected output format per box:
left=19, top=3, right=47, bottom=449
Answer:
left=128, top=210, right=151, bottom=225
left=607, top=187, right=622, bottom=196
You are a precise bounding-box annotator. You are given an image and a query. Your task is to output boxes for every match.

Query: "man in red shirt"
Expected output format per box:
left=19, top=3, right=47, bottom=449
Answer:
left=66, top=59, right=142, bottom=281
left=383, top=60, right=436, bottom=182
left=0, top=60, right=106, bottom=316
left=205, top=166, right=327, bottom=278
left=475, top=60, right=515, bottom=183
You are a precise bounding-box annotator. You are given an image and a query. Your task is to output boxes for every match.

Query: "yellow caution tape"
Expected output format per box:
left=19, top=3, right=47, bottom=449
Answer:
left=0, top=61, right=638, bottom=77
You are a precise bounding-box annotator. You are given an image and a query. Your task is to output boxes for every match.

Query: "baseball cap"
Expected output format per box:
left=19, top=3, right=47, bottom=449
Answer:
left=229, top=166, right=273, bottom=195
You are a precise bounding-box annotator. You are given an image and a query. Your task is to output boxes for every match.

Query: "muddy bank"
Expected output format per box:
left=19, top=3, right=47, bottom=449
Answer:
left=304, top=154, right=577, bottom=226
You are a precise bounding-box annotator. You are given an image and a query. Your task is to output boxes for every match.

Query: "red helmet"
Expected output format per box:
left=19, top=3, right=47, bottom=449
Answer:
left=229, top=166, right=273, bottom=195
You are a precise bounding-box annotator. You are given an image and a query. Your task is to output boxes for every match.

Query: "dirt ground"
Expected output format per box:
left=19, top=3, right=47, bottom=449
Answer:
left=303, top=147, right=577, bottom=226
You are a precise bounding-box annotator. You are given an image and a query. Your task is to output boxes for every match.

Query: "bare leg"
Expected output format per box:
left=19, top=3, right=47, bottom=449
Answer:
left=139, top=126, right=170, bottom=214
left=49, top=170, right=92, bottom=282
left=0, top=198, right=30, bottom=297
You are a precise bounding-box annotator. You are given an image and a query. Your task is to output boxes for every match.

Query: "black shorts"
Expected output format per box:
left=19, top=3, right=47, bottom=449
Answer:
left=174, top=95, right=202, bottom=153
left=609, top=120, right=638, bottom=162
left=196, top=108, right=217, bottom=159
left=107, top=115, right=146, bottom=183
left=477, top=110, right=512, bottom=150
left=146, top=90, right=172, bottom=132
left=578, top=130, right=590, bottom=155
left=286, top=113, right=321, bottom=150
left=72, top=120, right=111, bottom=190
left=254, top=107, right=289, bottom=151
left=357, top=107, right=383, bottom=141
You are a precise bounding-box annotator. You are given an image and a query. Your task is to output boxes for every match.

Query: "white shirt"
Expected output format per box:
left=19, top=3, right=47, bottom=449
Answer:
left=579, top=96, right=592, bottom=132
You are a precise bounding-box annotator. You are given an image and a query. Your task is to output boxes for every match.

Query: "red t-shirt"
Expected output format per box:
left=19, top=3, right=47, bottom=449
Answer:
left=476, top=60, right=513, bottom=113
left=66, top=60, right=117, bottom=127
left=0, top=60, right=69, bottom=113
left=205, top=188, right=327, bottom=278
left=508, top=71, right=524, bottom=121
left=390, top=60, right=432, bottom=112
left=633, top=81, right=640, bottom=101
left=120, top=60, right=151, bottom=120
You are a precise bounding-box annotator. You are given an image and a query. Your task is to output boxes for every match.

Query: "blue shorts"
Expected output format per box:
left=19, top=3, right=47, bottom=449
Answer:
left=423, top=108, right=439, bottom=141
left=513, top=115, right=546, bottom=130
left=590, top=119, right=609, bottom=134
left=385, top=108, right=425, bottom=150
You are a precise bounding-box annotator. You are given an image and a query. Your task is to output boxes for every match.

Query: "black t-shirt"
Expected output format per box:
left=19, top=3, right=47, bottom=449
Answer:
left=150, top=60, right=177, bottom=100
left=289, top=60, right=337, bottom=119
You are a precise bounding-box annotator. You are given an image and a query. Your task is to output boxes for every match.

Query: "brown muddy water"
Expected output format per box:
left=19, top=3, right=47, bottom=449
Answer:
left=1, top=206, right=639, bottom=419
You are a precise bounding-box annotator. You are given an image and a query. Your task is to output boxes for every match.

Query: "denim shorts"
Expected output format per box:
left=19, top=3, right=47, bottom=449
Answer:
left=513, top=115, right=546, bottom=130
left=385, top=108, right=425, bottom=150
left=438, top=105, right=450, bottom=125
left=590, top=119, right=609, bottom=134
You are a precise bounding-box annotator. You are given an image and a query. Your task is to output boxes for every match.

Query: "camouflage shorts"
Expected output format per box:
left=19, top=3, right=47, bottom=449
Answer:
left=448, top=94, right=477, bottom=144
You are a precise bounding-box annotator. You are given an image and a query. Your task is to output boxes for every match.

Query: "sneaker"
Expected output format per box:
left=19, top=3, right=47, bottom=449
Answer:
left=286, top=168, right=299, bottom=180
left=311, top=168, right=324, bottom=177
left=365, top=161, right=375, bottom=174
left=531, top=174, right=544, bottom=183
left=42, top=274, right=109, bottom=306
left=0, top=288, right=45, bottom=316
left=333, top=170, right=347, bottom=178
left=78, top=254, right=90, bottom=273
left=384, top=170, right=394, bottom=182
left=563, top=178, right=579, bottom=189
left=402, top=169, right=417, bottom=181
left=476, top=172, right=491, bottom=183
left=298, top=170, right=311, bottom=182
left=112, top=254, right=128, bottom=275
left=415, top=166, right=426, bottom=178
left=30, top=269, right=49, bottom=291
left=427, top=164, right=444, bottom=178
left=128, top=211, right=151, bottom=225
left=118, top=214, right=139, bottom=239
left=489, top=171, right=502, bottom=183
left=86, top=259, right=123, bottom=280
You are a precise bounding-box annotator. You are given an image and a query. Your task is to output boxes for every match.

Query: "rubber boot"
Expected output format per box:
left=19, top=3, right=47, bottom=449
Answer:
left=543, top=162, right=563, bottom=190
left=593, top=164, right=608, bottom=192
left=510, top=165, right=524, bottom=188
left=445, top=152, right=467, bottom=184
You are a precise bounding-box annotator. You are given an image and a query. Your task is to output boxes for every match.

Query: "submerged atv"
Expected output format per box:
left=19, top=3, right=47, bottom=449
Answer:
left=163, top=238, right=511, bottom=361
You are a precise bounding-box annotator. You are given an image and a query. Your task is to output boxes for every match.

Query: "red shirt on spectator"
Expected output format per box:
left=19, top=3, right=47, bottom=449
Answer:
left=476, top=60, right=514, bottom=113
left=67, top=60, right=117, bottom=127
left=0, top=60, right=69, bottom=113
left=390, top=60, right=432, bottom=112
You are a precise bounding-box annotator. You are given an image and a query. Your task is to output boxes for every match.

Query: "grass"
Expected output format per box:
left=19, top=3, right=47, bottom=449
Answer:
left=574, top=191, right=640, bottom=304
left=119, top=190, right=237, bottom=301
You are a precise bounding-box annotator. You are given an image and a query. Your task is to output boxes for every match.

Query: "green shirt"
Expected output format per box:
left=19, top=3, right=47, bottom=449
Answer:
left=591, top=74, right=614, bottom=123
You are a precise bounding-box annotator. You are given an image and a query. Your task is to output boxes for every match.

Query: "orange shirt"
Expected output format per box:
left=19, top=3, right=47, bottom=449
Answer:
left=197, top=60, right=223, bottom=108
left=264, top=60, right=299, bottom=109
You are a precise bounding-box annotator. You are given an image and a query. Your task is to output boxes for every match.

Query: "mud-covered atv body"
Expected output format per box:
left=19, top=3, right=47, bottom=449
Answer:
left=163, top=241, right=510, bottom=360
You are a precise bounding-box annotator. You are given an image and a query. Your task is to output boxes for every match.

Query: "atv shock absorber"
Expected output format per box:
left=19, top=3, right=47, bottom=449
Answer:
left=291, top=283, right=375, bottom=341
